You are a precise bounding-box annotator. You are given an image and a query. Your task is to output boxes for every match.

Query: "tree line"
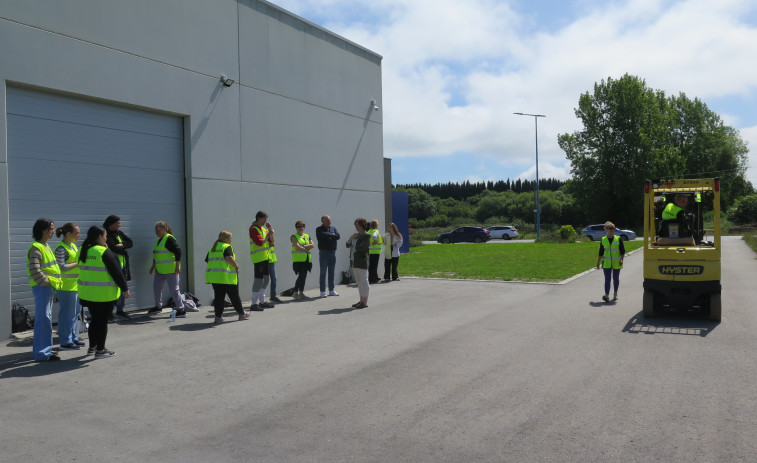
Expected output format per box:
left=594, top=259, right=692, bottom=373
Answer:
left=395, top=178, right=566, bottom=201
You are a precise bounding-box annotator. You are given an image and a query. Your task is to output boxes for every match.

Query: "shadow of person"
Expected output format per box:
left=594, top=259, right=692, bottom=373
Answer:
left=318, top=306, right=366, bottom=315
left=0, top=352, right=90, bottom=378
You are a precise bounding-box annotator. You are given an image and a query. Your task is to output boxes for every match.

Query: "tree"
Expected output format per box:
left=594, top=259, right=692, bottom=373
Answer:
left=396, top=187, right=437, bottom=220
left=727, top=194, right=757, bottom=225
left=559, top=74, right=751, bottom=227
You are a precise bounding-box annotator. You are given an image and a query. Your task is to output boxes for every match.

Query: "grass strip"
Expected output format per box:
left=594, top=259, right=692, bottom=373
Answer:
left=401, top=241, right=644, bottom=282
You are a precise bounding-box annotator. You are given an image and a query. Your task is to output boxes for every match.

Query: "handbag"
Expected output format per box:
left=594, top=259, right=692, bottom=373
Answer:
left=11, top=303, right=34, bottom=332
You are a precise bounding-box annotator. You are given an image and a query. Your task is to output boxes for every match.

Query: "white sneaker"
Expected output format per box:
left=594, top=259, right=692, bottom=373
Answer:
left=329, top=290, right=339, bottom=296
left=320, top=291, right=327, bottom=297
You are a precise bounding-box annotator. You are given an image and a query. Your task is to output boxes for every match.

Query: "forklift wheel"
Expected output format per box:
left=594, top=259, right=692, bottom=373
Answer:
left=643, top=290, right=655, bottom=318
left=709, top=293, right=721, bottom=322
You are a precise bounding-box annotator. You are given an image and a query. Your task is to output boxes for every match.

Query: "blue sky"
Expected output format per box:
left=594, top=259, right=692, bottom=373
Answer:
left=273, top=0, right=757, bottom=186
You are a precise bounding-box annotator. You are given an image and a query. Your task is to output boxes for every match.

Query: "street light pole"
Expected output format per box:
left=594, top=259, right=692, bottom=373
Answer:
left=514, top=112, right=546, bottom=241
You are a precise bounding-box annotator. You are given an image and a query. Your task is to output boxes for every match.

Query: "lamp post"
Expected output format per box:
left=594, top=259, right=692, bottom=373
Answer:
left=514, top=112, right=546, bottom=241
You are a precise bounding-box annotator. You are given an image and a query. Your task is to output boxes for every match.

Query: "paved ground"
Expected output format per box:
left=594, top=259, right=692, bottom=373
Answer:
left=1, top=236, right=756, bottom=462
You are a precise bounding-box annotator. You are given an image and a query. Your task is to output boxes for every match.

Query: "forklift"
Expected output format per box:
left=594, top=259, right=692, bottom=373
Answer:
left=642, top=178, right=721, bottom=321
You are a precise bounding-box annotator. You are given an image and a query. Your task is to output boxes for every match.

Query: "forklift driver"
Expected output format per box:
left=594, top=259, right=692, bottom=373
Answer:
left=662, top=194, right=696, bottom=236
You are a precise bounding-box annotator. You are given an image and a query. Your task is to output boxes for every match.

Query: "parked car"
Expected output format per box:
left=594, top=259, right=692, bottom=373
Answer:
left=581, top=224, right=636, bottom=241
left=486, top=225, right=518, bottom=240
left=436, top=226, right=491, bottom=244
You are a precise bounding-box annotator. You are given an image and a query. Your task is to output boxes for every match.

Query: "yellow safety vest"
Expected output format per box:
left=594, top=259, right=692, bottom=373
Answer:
left=291, top=233, right=312, bottom=263
left=206, top=243, right=238, bottom=285
left=78, top=245, right=121, bottom=302
left=153, top=233, right=178, bottom=275
left=268, top=246, right=278, bottom=264
left=116, top=235, right=125, bottom=268
left=662, top=203, right=682, bottom=220
left=27, top=241, right=62, bottom=289
left=249, top=225, right=270, bottom=263
left=368, top=229, right=383, bottom=255
left=601, top=236, right=623, bottom=270
left=55, top=241, right=79, bottom=291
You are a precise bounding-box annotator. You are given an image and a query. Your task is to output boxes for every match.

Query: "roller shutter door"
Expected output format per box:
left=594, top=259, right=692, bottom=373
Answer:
left=7, top=87, right=186, bottom=317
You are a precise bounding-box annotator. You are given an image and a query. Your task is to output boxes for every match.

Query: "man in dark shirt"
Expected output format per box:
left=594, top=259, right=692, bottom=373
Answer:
left=103, top=215, right=133, bottom=321
left=315, top=215, right=340, bottom=297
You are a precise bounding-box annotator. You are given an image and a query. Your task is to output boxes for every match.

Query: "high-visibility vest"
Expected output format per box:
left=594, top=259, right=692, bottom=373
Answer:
left=291, top=233, right=312, bottom=263
left=601, top=235, right=623, bottom=269
left=662, top=203, right=682, bottom=220
left=116, top=235, right=126, bottom=268
left=153, top=233, right=178, bottom=275
left=249, top=226, right=270, bottom=263
left=27, top=241, right=62, bottom=289
left=55, top=241, right=79, bottom=291
left=368, top=229, right=383, bottom=255
left=268, top=246, right=278, bottom=264
left=205, top=243, right=238, bottom=285
left=78, top=245, right=121, bottom=302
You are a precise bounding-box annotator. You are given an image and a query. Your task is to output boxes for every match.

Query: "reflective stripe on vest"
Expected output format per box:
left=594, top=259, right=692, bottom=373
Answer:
left=55, top=241, right=79, bottom=291
left=368, top=229, right=383, bottom=254
left=291, top=233, right=312, bottom=263
left=601, top=235, right=622, bottom=269
left=77, top=245, right=121, bottom=302
left=206, top=243, right=238, bottom=285
left=153, top=233, right=177, bottom=274
left=249, top=226, right=270, bottom=263
left=27, top=242, right=63, bottom=289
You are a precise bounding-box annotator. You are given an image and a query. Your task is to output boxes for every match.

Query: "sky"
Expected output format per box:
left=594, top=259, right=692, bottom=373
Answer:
left=272, top=0, right=757, bottom=187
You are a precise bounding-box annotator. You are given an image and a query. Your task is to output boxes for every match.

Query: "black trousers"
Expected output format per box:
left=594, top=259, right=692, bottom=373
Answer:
left=84, top=300, right=115, bottom=351
left=368, top=254, right=381, bottom=283
left=293, top=261, right=309, bottom=292
left=383, top=257, right=399, bottom=280
left=212, top=283, right=244, bottom=318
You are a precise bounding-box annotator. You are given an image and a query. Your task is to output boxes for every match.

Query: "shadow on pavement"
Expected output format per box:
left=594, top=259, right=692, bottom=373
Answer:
left=622, top=311, right=718, bottom=337
left=318, top=306, right=366, bottom=315
left=0, top=351, right=91, bottom=377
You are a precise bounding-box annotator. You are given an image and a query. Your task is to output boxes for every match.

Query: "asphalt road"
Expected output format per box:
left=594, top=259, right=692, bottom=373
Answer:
left=1, top=236, right=755, bottom=462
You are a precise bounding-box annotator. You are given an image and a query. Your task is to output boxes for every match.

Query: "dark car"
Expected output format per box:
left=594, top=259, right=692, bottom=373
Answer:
left=436, top=226, right=491, bottom=244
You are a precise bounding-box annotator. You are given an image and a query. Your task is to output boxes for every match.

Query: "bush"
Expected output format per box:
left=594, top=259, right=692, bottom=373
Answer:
left=727, top=194, right=757, bottom=225
left=557, top=225, right=578, bottom=243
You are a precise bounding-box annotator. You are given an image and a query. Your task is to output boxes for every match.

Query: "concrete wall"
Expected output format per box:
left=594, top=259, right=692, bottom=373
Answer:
left=0, top=0, right=384, bottom=338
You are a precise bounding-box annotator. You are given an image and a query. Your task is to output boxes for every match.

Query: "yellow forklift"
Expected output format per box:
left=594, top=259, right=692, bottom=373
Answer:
left=642, top=178, right=721, bottom=321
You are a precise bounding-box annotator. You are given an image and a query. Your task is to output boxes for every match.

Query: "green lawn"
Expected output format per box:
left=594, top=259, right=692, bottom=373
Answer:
left=401, top=240, right=644, bottom=282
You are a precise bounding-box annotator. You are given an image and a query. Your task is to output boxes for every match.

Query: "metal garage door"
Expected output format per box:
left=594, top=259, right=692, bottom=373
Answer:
left=7, top=86, right=186, bottom=317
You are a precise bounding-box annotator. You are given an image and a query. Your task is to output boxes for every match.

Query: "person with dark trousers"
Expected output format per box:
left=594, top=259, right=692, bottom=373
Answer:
left=291, top=220, right=314, bottom=299
left=78, top=225, right=129, bottom=359
left=315, top=215, right=340, bottom=297
left=367, top=219, right=383, bottom=284
left=103, top=215, right=133, bottom=321
left=205, top=230, right=249, bottom=324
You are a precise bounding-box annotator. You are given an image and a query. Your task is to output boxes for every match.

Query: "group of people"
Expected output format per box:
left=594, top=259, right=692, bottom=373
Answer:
left=27, top=212, right=404, bottom=361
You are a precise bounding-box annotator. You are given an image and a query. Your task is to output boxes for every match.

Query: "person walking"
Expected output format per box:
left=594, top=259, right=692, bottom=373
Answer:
left=149, top=221, right=185, bottom=318
left=103, top=215, right=133, bottom=321
left=28, top=218, right=63, bottom=361
left=382, top=223, right=403, bottom=282
left=291, top=221, right=314, bottom=299
left=78, top=225, right=129, bottom=359
left=315, top=215, right=340, bottom=297
left=54, top=222, right=85, bottom=351
left=348, top=218, right=371, bottom=309
left=249, top=211, right=274, bottom=311
left=205, top=231, right=249, bottom=324
left=367, top=220, right=383, bottom=284
left=596, top=221, right=625, bottom=302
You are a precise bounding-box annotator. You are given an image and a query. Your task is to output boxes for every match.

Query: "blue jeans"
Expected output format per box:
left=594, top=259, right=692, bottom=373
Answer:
left=269, top=261, right=277, bottom=296
left=319, top=251, right=337, bottom=292
left=32, top=285, right=55, bottom=360
left=57, top=290, right=81, bottom=346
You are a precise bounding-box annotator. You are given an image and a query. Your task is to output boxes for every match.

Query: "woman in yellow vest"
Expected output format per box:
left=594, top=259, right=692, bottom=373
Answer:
left=28, top=218, right=63, bottom=361
left=290, top=221, right=314, bottom=299
left=148, top=221, right=185, bottom=317
left=205, top=230, right=248, bottom=324
left=367, top=219, right=383, bottom=284
left=54, top=222, right=84, bottom=351
left=595, top=221, right=625, bottom=302
left=78, top=225, right=129, bottom=359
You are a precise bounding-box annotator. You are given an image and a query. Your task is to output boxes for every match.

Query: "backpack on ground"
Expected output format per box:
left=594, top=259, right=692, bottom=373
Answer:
left=11, top=303, right=34, bottom=332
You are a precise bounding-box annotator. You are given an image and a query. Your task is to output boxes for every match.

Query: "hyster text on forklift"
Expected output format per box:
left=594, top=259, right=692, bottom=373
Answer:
left=642, top=178, right=721, bottom=321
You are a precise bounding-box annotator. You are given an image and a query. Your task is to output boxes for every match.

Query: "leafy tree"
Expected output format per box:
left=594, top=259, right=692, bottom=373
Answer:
left=559, top=74, right=751, bottom=227
left=727, top=194, right=757, bottom=224
left=395, top=187, right=437, bottom=220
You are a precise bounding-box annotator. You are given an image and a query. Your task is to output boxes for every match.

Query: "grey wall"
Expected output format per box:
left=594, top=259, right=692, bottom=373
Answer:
left=0, top=0, right=384, bottom=338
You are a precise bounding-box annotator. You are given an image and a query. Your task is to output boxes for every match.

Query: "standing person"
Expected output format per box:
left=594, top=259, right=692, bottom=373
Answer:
left=54, top=222, right=85, bottom=350
left=347, top=218, right=371, bottom=309
left=268, top=236, right=282, bottom=303
left=596, top=221, right=625, bottom=302
left=382, top=223, right=404, bottom=282
left=28, top=218, right=63, bottom=361
left=315, top=215, right=340, bottom=297
left=291, top=221, right=314, bottom=299
left=205, top=231, right=249, bottom=324
left=367, top=220, right=383, bottom=284
left=103, top=215, right=133, bottom=321
left=78, top=225, right=129, bottom=359
left=149, top=221, right=185, bottom=318
left=249, top=211, right=274, bottom=311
